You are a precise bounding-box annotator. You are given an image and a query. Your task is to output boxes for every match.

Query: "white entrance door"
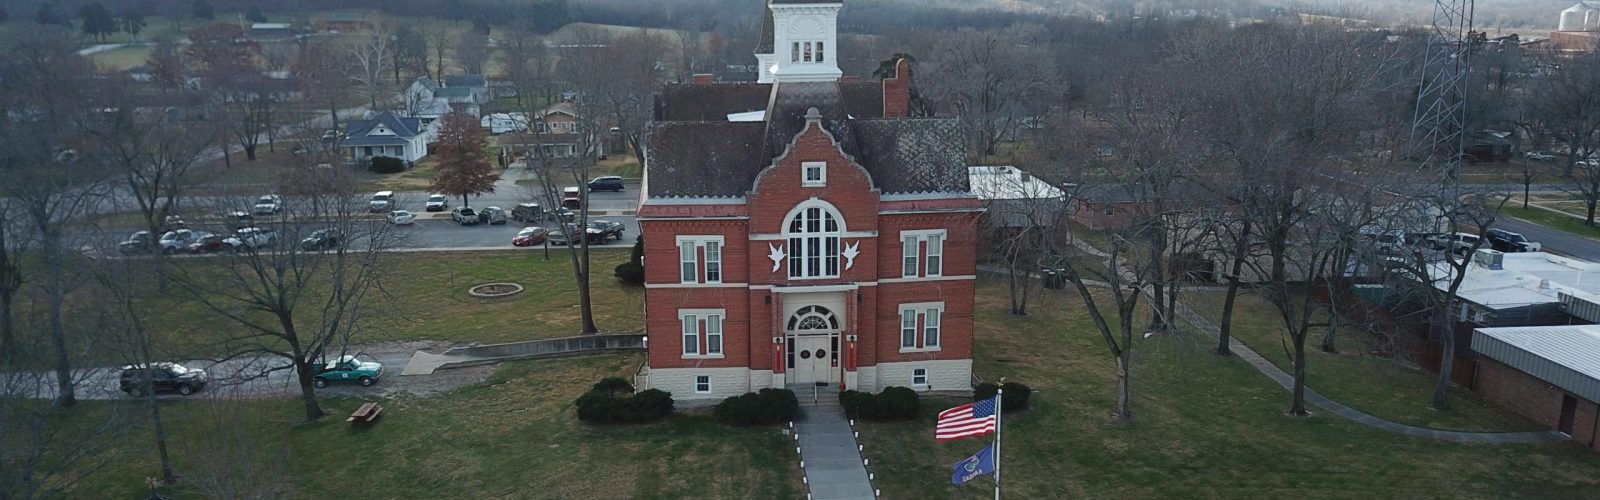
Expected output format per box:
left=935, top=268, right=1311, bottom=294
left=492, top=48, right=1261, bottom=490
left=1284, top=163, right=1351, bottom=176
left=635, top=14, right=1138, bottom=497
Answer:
left=785, top=304, right=842, bottom=386
left=791, top=335, right=834, bottom=386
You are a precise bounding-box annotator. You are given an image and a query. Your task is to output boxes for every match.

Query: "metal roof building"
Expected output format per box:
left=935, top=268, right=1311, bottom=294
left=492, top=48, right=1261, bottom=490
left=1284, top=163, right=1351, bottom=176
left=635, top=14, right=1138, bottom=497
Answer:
left=1473, top=325, right=1600, bottom=404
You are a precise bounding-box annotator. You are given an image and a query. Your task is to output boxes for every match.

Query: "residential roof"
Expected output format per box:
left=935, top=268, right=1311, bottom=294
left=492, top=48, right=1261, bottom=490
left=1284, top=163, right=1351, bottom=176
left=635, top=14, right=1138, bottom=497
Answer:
left=968, top=166, right=1067, bottom=201
left=413, top=76, right=439, bottom=91
left=1473, top=325, right=1600, bottom=403
left=434, top=87, right=474, bottom=99
left=1433, top=252, right=1600, bottom=310
left=344, top=111, right=422, bottom=146
left=445, top=74, right=487, bottom=88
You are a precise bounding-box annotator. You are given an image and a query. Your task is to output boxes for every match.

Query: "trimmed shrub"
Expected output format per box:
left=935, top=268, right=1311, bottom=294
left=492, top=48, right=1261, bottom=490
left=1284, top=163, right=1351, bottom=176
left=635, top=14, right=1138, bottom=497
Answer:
left=614, top=235, right=645, bottom=286
left=715, top=388, right=799, bottom=426
left=575, top=379, right=673, bottom=424
left=973, top=382, right=1032, bottom=412
left=368, top=155, right=405, bottom=174
left=840, top=387, right=920, bottom=421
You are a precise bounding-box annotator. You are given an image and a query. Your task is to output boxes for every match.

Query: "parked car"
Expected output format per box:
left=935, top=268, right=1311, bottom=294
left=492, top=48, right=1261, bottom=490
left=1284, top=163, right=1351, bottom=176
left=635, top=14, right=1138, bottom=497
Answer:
left=226, top=211, right=255, bottom=230
left=552, top=207, right=576, bottom=224
left=562, top=187, right=582, bottom=209
left=369, top=191, right=395, bottom=212
left=512, top=203, right=543, bottom=222
left=513, top=226, right=548, bottom=246
left=547, top=224, right=578, bottom=246
left=588, top=176, right=625, bottom=192
left=253, top=194, right=284, bottom=215
left=1427, top=232, right=1482, bottom=254
left=451, top=207, right=480, bottom=225
left=162, top=215, right=187, bottom=231
left=478, top=206, right=507, bottom=225
left=224, top=227, right=278, bottom=250
left=1524, top=150, right=1557, bottom=162
left=425, top=194, right=449, bottom=212
left=119, top=362, right=208, bottom=396
left=300, top=228, right=343, bottom=251
left=157, top=229, right=203, bottom=254
left=185, top=232, right=225, bottom=254
left=1359, top=228, right=1405, bottom=255
left=588, top=220, right=625, bottom=241
left=117, top=231, right=154, bottom=255
left=312, top=354, right=384, bottom=388
left=387, top=210, right=416, bottom=225
left=1485, top=228, right=1541, bottom=252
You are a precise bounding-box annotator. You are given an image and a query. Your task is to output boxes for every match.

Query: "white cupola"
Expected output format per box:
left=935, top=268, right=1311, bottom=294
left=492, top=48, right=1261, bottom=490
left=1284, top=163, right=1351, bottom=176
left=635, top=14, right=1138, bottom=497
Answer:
left=767, top=1, right=843, bottom=84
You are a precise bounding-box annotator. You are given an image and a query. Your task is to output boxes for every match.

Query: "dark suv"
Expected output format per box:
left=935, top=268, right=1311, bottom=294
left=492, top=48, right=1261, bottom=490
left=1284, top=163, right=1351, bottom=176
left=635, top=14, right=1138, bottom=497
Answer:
left=1485, top=228, right=1541, bottom=253
left=587, top=176, right=625, bottom=192
left=119, top=363, right=208, bottom=396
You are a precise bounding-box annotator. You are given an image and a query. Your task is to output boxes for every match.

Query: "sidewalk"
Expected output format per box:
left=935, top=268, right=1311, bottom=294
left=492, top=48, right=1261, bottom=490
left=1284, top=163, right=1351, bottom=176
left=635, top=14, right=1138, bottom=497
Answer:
left=793, top=388, right=876, bottom=500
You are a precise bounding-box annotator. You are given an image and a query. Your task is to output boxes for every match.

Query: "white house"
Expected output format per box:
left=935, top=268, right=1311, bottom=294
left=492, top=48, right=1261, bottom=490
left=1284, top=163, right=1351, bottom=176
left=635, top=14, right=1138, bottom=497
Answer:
left=343, top=111, right=428, bottom=164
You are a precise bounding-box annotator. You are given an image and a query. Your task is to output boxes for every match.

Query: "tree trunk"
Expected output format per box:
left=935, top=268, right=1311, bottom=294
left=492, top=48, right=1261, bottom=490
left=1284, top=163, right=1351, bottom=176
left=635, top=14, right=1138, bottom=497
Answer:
left=243, top=144, right=257, bottom=162
left=1289, top=333, right=1310, bottom=417
left=1432, top=315, right=1456, bottom=410
left=1587, top=200, right=1597, bottom=227
left=295, top=359, right=325, bottom=421
left=1217, top=223, right=1251, bottom=356
left=45, top=233, right=75, bottom=407
left=1523, top=177, right=1531, bottom=209
left=1112, top=351, right=1132, bottom=423
left=146, top=387, right=177, bottom=484
left=0, top=295, right=13, bottom=360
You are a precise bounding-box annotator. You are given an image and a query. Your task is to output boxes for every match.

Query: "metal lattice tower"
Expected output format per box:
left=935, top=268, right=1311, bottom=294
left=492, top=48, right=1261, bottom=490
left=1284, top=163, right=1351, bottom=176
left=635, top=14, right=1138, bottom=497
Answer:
left=1409, top=0, right=1476, bottom=179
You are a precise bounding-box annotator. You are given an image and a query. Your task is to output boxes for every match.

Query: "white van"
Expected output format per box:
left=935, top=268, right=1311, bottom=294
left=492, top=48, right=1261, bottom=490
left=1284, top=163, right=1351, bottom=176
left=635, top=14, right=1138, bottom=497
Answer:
left=369, top=191, right=394, bottom=212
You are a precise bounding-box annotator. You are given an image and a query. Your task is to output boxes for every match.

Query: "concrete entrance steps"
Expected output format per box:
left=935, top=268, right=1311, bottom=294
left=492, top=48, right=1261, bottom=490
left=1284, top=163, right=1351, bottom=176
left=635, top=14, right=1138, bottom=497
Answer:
left=792, top=387, right=876, bottom=500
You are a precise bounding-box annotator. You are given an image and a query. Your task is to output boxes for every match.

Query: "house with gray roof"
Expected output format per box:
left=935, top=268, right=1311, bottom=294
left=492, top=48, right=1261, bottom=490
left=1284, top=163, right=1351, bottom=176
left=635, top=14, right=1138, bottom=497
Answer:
left=342, top=111, right=428, bottom=163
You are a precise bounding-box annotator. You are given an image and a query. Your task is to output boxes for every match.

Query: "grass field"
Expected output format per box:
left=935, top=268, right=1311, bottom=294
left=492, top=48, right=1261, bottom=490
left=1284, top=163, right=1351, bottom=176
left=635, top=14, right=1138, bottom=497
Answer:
left=69, top=354, right=803, bottom=499
left=87, top=45, right=156, bottom=71
left=1506, top=206, right=1600, bottom=240
left=853, top=280, right=1600, bottom=498
left=1183, top=291, right=1542, bottom=432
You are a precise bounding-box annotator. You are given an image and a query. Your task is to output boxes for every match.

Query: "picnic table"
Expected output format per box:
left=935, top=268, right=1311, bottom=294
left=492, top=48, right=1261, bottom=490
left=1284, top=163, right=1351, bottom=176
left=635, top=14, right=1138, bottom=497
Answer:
left=348, top=402, right=383, bottom=424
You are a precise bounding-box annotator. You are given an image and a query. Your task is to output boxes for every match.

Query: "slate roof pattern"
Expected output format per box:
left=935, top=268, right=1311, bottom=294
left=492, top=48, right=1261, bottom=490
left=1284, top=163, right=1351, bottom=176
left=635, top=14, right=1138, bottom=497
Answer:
left=645, top=80, right=967, bottom=198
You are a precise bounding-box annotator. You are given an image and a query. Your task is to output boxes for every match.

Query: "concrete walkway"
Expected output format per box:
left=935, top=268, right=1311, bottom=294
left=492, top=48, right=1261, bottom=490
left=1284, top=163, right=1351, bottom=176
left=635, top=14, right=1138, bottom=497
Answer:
left=793, top=387, right=876, bottom=500
left=1170, top=299, right=1565, bottom=443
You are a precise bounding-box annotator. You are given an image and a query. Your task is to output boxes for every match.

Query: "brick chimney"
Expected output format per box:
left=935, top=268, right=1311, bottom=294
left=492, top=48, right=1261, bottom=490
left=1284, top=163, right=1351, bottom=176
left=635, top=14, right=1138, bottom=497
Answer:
left=691, top=74, right=715, bottom=85
left=882, top=58, right=911, bottom=118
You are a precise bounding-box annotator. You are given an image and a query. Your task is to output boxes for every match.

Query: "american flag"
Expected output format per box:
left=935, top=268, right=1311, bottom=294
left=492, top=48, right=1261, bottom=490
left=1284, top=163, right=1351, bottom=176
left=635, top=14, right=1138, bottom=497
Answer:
left=936, top=397, right=998, bottom=442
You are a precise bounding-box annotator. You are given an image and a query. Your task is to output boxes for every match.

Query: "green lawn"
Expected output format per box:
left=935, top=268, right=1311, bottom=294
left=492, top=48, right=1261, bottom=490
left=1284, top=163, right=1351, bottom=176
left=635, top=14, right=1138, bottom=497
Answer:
left=1507, top=206, right=1600, bottom=240
left=87, top=46, right=155, bottom=72
left=70, top=354, right=803, bottom=499
left=1184, top=290, right=1542, bottom=432
left=92, top=251, right=642, bottom=358
left=854, top=280, right=1600, bottom=498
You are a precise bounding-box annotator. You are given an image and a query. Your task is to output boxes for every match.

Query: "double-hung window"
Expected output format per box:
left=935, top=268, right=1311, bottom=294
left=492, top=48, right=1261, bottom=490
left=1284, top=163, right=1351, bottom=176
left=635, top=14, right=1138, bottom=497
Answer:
left=901, top=230, right=947, bottom=278
left=898, top=303, right=944, bottom=352
left=680, top=309, right=725, bottom=358
left=677, top=236, right=725, bottom=284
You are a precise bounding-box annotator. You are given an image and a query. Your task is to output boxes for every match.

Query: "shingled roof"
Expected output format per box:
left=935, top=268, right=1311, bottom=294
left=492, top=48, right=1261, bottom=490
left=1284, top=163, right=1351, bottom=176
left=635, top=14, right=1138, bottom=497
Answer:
left=644, top=121, right=768, bottom=198
left=848, top=118, right=969, bottom=194
left=655, top=81, right=885, bottom=122
left=755, top=1, right=775, bottom=54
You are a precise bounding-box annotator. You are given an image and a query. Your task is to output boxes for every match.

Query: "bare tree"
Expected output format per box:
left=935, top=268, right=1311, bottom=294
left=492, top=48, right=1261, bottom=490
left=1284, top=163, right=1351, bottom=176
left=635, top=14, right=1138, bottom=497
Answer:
left=427, top=26, right=451, bottom=81
left=1533, top=51, right=1600, bottom=222
left=348, top=21, right=394, bottom=110
left=516, top=99, right=603, bottom=334
left=177, top=385, right=287, bottom=499
left=89, top=255, right=179, bottom=486
left=923, top=26, right=1058, bottom=163
left=454, top=30, right=489, bottom=76
left=558, top=26, right=668, bottom=162
left=498, top=22, right=548, bottom=107
left=0, top=200, right=25, bottom=359
left=177, top=181, right=395, bottom=421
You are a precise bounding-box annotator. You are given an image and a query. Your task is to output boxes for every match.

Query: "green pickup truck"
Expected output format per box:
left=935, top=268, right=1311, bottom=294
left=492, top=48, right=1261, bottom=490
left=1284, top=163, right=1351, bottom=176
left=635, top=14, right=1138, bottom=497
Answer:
left=312, top=355, right=384, bottom=388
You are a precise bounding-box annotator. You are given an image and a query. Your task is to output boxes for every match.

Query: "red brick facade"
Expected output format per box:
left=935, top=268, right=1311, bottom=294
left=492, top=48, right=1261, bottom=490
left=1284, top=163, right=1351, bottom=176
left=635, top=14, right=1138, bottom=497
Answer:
left=639, top=116, right=981, bottom=399
left=1475, top=358, right=1600, bottom=451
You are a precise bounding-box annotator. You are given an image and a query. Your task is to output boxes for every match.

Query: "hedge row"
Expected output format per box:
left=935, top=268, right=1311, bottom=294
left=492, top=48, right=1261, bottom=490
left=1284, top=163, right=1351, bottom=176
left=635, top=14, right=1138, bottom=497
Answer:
left=575, top=377, right=674, bottom=424
left=714, top=388, right=799, bottom=426
left=974, top=382, right=1032, bottom=412
left=840, top=386, right=920, bottom=421
left=368, top=156, right=405, bottom=174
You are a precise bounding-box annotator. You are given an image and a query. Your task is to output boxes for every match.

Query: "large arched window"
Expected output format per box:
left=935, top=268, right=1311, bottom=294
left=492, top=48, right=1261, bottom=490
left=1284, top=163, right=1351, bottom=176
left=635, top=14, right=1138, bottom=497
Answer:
left=786, top=203, right=842, bottom=279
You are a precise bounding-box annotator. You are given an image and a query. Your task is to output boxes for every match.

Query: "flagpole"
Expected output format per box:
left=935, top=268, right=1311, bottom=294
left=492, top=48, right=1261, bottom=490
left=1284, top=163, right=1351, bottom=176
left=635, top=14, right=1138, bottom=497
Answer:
left=995, top=378, right=1003, bottom=500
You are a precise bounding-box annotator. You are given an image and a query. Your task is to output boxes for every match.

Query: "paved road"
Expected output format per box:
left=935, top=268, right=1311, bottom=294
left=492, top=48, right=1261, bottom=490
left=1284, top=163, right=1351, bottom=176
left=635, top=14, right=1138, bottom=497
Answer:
left=8, top=351, right=416, bottom=401
left=1495, top=216, right=1600, bottom=261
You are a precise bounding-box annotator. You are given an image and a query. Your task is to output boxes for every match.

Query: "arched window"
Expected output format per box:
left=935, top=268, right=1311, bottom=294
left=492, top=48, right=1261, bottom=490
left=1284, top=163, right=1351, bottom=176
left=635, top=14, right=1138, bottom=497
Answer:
left=787, top=306, right=840, bottom=331
left=785, top=203, right=842, bottom=279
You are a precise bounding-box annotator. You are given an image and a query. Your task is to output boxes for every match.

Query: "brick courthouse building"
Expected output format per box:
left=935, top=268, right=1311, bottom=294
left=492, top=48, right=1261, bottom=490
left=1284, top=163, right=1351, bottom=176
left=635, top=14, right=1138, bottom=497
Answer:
left=635, top=0, right=981, bottom=400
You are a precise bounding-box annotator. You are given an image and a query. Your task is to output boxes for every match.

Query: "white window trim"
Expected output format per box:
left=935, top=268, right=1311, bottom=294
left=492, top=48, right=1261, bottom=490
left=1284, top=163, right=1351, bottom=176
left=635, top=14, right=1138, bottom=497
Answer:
left=802, top=161, right=827, bottom=187
left=898, top=302, right=945, bottom=353
left=675, top=236, right=726, bottom=284
left=912, top=368, right=928, bottom=387
left=901, top=230, right=948, bottom=278
left=695, top=375, right=711, bottom=394
left=782, top=200, right=845, bottom=281
left=679, top=309, right=727, bottom=359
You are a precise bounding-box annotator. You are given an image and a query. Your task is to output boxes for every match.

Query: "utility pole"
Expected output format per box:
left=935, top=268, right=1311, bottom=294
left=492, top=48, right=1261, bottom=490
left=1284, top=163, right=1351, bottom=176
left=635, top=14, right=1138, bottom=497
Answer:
left=1409, top=0, right=1476, bottom=180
